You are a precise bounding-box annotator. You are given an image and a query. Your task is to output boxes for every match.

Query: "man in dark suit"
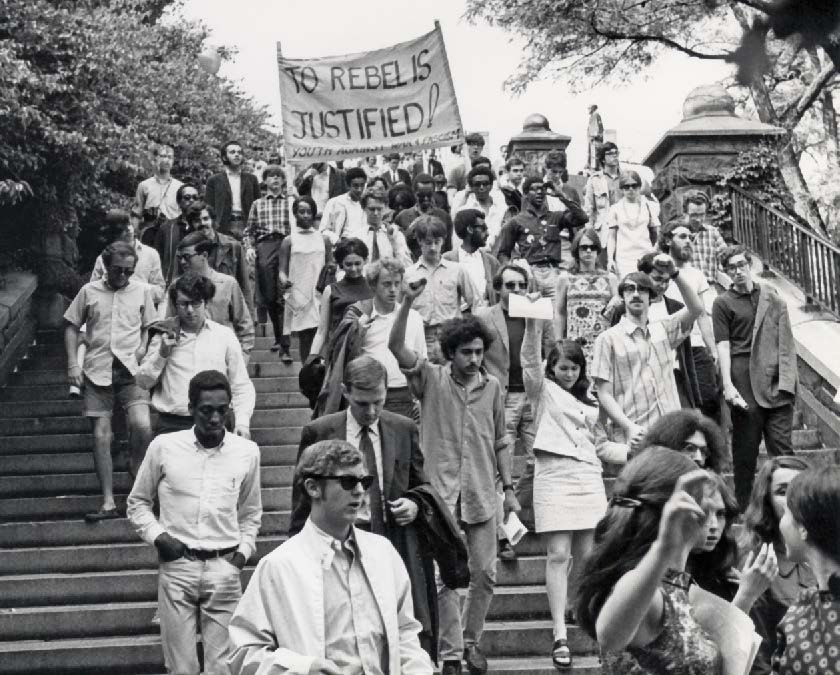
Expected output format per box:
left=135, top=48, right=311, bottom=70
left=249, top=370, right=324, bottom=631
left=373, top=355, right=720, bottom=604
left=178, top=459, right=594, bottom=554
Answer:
left=294, top=163, right=346, bottom=220
left=381, top=152, right=412, bottom=188
left=204, top=141, right=261, bottom=241
left=289, top=355, right=437, bottom=657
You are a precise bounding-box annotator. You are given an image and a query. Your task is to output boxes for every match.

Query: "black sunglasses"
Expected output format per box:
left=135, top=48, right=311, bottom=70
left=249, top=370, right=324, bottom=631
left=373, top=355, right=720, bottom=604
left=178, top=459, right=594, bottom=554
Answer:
left=578, top=244, right=600, bottom=252
left=504, top=281, right=528, bottom=290
left=308, top=474, right=374, bottom=491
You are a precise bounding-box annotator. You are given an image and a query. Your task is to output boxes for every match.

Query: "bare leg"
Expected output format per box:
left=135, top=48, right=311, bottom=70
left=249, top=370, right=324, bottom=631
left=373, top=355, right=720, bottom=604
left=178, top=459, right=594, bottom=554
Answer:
left=545, top=531, right=573, bottom=640
left=91, top=417, right=115, bottom=511
left=126, top=404, right=153, bottom=479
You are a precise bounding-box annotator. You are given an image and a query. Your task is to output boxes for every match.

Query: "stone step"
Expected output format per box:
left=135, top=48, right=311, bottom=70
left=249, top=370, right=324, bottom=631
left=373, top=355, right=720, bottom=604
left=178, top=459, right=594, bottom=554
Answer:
left=0, top=464, right=294, bottom=498
left=0, top=633, right=602, bottom=675
left=0, top=487, right=292, bottom=522
left=0, top=510, right=289, bottom=548
left=0, top=384, right=74, bottom=401
left=250, top=427, right=303, bottom=446
left=0, top=556, right=547, bottom=609
left=0, top=399, right=84, bottom=418
left=254, top=391, right=309, bottom=409
left=0, top=445, right=298, bottom=476
left=0, top=537, right=286, bottom=576
left=253, top=376, right=300, bottom=393
left=0, top=575, right=552, bottom=634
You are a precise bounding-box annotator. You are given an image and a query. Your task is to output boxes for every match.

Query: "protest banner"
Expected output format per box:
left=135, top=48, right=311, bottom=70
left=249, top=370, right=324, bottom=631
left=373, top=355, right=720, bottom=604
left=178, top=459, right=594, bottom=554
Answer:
left=276, top=23, right=464, bottom=163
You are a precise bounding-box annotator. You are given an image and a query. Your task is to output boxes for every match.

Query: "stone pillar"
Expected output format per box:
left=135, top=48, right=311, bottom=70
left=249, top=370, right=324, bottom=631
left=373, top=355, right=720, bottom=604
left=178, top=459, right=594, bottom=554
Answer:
left=506, top=114, right=571, bottom=177
left=642, top=84, right=785, bottom=226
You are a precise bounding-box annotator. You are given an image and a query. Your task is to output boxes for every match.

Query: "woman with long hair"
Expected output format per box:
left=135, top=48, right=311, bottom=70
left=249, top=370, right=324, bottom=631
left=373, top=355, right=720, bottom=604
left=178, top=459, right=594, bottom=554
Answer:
left=307, top=237, right=371, bottom=360
left=740, top=456, right=813, bottom=673
left=554, top=228, right=618, bottom=368
left=576, top=447, right=722, bottom=673
left=522, top=317, right=625, bottom=670
left=773, top=465, right=840, bottom=673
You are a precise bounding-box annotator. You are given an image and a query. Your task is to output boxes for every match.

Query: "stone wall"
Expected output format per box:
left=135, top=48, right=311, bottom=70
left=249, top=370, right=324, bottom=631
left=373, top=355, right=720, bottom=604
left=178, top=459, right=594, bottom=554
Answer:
left=797, top=355, right=840, bottom=449
left=0, top=272, right=38, bottom=386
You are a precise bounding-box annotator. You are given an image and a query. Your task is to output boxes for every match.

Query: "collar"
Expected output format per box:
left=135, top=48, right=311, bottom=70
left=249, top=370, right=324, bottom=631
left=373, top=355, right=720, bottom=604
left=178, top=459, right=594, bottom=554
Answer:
left=347, top=412, right=380, bottom=439
left=102, top=279, right=132, bottom=292
left=618, top=314, right=649, bottom=336
left=460, top=247, right=483, bottom=260
left=306, top=518, right=360, bottom=568
left=730, top=284, right=758, bottom=297
left=226, top=168, right=242, bottom=178
left=265, top=191, right=286, bottom=201
left=465, top=192, right=495, bottom=210
left=370, top=302, right=398, bottom=320
left=417, top=257, right=451, bottom=270
left=179, top=318, right=213, bottom=337
left=524, top=202, right=549, bottom=219
left=446, top=362, right=488, bottom=390
left=192, top=429, right=226, bottom=452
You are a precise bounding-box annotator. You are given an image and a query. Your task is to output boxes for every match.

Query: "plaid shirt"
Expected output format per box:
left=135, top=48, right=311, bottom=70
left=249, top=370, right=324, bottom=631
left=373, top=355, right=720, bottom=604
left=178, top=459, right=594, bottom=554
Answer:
left=591, top=314, right=689, bottom=445
left=691, top=224, right=727, bottom=285
left=244, top=193, right=291, bottom=249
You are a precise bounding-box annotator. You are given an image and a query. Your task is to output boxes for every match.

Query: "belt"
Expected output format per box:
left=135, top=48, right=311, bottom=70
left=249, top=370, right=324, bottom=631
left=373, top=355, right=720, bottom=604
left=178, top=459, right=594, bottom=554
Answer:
left=530, top=260, right=560, bottom=268
left=184, top=545, right=238, bottom=560
left=230, top=212, right=244, bottom=221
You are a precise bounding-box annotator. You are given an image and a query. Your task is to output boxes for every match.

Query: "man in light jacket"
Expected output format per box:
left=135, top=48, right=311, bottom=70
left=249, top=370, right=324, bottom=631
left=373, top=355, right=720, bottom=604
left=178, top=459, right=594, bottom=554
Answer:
left=228, top=439, right=432, bottom=675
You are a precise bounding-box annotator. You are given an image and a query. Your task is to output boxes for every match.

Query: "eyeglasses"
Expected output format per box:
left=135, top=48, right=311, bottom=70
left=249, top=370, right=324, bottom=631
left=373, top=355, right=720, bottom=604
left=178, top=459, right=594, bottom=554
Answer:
left=605, top=150, right=619, bottom=156
left=308, top=474, right=374, bottom=491
left=672, top=232, right=697, bottom=242
left=578, top=244, right=600, bottom=252
left=726, top=260, right=750, bottom=271
left=181, top=194, right=199, bottom=201
left=109, top=266, right=134, bottom=277
left=621, top=184, right=640, bottom=190
left=504, top=281, right=529, bottom=290
left=175, top=299, right=204, bottom=309
left=177, top=251, right=198, bottom=261
left=622, top=283, right=650, bottom=294
left=528, top=186, right=546, bottom=193
left=681, top=442, right=709, bottom=464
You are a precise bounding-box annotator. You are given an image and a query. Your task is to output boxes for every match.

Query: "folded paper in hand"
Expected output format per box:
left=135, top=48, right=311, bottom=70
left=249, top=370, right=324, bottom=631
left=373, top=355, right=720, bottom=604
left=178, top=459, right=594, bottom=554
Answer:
left=691, top=585, right=763, bottom=675
left=508, top=294, right=553, bottom=320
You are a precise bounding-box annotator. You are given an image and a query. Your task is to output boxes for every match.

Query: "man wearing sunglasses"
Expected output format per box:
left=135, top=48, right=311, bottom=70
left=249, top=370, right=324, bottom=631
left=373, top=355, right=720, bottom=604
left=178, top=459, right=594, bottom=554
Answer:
left=230, top=439, right=432, bottom=675
left=712, top=245, right=797, bottom=510
left=64, top=241, right=157, bottom=522
left=128, top=370, right=262, bottom=675
left=591, top=253, right=705, bottom=455
left=153, top=184, right=200, bottom=285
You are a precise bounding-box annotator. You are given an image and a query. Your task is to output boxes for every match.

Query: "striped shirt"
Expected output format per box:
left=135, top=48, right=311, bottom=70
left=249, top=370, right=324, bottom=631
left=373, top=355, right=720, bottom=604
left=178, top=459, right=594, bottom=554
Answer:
left=407, top=257, right=478, bottom=326
left=591, top=313, right=689, bottom=445
left=691, top=224, right=727, bottom=285
left=245, top=193, right=291, bottom=250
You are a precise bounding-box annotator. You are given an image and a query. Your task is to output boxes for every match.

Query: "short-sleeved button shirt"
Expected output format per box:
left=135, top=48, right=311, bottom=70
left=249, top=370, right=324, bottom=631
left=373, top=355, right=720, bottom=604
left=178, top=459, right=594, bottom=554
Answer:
left=406, top=360, right=507, bottom=524
left=64, top=279, right=157, bottom=386
left=591, top=313, right=689, bottom=444
left=407, top=258, right=477, bottom=327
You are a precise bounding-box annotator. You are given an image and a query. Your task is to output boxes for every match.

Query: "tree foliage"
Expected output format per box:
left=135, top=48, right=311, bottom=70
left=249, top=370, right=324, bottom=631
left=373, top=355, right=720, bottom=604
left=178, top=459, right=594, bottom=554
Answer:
left=465, top=0, right=840, bottom=236
left=0, top=0, right=277, bottom=277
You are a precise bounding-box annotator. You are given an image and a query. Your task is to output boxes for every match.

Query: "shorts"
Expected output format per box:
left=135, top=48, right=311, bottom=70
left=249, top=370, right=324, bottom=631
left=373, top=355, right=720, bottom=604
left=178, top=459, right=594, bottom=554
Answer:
left=83, top=361, right=149, bottom=418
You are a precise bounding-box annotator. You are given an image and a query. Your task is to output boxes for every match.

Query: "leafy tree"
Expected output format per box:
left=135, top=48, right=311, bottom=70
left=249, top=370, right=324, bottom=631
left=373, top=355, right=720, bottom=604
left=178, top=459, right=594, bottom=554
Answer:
left=0, top=0, right=278, bottom=283
left=464, top=0, right=840, bottom=237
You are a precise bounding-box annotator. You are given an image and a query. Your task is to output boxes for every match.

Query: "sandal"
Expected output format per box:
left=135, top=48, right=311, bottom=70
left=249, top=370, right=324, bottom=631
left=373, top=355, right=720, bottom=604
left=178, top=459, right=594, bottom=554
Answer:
left=552, top=638, right=572, bottom=670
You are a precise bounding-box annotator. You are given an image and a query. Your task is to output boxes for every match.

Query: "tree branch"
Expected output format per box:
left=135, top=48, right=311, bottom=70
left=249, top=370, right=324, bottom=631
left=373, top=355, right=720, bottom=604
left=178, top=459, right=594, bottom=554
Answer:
left=782, top=64, right=837, bottom=127
left=588, top=14, right=732, bottom=60
left=734, top=0, right=776, bottom=15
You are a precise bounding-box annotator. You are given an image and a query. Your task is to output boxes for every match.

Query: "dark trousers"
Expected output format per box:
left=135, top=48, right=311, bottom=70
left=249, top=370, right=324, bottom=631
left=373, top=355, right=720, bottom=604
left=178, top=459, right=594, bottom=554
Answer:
left=256, top=234, right=289, bottom=348
left=296, top=327, right=317, bottom=363
left=730, top=355, right=794, bottom=510
left=692, top=346, right=721, bottom=422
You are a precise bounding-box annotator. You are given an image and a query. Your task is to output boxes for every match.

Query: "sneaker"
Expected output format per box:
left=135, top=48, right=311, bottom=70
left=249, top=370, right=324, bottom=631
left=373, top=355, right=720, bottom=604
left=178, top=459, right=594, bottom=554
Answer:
left=69, top=385, right=81, bottom=399
left=270, top=342, right=282, bottom=352
left=463, top=645, right=488, bottom=674
left=280, top=349, right=293, bottom=364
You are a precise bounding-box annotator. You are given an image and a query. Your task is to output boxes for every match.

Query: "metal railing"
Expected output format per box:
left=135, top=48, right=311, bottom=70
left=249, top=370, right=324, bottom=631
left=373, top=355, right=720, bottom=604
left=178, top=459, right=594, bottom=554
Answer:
left=730, top=184, right=840, bottom=320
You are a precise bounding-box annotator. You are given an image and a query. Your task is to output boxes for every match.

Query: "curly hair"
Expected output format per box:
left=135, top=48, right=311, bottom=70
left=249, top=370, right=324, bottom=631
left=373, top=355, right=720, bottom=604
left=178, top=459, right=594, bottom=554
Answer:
left=438, top=315, right=494, bottom=361
left=576, top=447, right=701, bottom=639
left=639, top=409, right=728, bottom=474
left=333, top=237, right=369, bottom=266
left=741, top=456, right=811, bottom=551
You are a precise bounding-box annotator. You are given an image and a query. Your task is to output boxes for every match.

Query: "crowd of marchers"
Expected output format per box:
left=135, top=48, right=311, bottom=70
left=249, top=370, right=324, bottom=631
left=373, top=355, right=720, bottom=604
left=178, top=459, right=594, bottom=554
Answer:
left=59, top=133, right=840, bottom=675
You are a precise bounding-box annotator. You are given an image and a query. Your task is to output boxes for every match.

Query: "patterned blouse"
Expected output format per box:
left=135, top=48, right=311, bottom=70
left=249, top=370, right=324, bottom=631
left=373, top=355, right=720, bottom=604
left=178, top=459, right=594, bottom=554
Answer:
left=602, top=569, right=722, bottom=675
left=772, top=575, right=840, bottom=675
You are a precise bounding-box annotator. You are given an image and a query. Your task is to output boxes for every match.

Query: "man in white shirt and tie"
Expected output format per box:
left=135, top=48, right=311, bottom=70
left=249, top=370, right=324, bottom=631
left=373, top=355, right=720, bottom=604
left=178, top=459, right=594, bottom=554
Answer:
left=127, top=370, right=262, bottom=675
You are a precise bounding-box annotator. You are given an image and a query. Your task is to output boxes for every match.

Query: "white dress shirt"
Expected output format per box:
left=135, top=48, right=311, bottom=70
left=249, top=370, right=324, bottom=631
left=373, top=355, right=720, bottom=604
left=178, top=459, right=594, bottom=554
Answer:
left=458, top=247, right=488, bottom=305
left=227, top=171, right=242, bottom=214
left=127, top=429, right=263, bottom=560
left=91, top=241, right=166, bottom=304
left=452, top=193, right=508, bottom=250
left=360, top=303, right=427, bottom=388
left=136, top=318, right=256, bottom=428
left=321, top=193, right=365, bottom=243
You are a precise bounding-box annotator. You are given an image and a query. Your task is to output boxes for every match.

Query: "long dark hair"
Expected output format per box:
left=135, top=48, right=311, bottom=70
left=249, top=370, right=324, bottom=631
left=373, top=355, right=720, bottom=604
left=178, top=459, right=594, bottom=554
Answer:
left=576, top=447, right=701, bottom=639
left=787, top=466, right=840, bottom=565
left=741, top=456, right=811, bottom=552
left=687, top=473, right=740, bottom=592
left=570, top=227, right=604, bottom=274
left=545, top=339, right=594, bottom=405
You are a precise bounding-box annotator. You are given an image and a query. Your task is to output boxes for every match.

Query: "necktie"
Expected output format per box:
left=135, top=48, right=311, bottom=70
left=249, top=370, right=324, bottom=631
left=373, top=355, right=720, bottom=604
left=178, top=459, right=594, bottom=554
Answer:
left=359, top=426, right=385, bottom=533
left=369, top=228, right=380, bottom=262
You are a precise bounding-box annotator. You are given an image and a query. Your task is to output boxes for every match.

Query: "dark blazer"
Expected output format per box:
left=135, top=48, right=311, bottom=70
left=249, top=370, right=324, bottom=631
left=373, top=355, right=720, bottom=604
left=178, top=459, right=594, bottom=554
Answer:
left=380, top=168, right=412, bottom=188
left=473, top=303, right=511, bottom=391
left=411, top=157, right=444, bottom=179
left=443, top=249, right=500, bottom=307
left=289, top=409, right=437, bottom=660
left=154, top=216, right=192, bottom=285
left=750, top=283, right=798, bottom=408
left=295, top=165, right=346, bottom=201
left=204, top=171, right=261, bottom=235
left=611, top=297, right=702, bottom=409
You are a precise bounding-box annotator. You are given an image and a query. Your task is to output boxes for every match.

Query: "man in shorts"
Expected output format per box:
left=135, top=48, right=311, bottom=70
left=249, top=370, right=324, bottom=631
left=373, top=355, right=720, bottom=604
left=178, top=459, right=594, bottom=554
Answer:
left=64, top=241, right=157, bottom=522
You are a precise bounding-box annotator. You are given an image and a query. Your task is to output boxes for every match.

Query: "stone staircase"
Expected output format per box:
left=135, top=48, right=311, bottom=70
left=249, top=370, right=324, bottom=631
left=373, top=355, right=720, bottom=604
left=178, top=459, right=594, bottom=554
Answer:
left=0, top=327, right=834, bottom=674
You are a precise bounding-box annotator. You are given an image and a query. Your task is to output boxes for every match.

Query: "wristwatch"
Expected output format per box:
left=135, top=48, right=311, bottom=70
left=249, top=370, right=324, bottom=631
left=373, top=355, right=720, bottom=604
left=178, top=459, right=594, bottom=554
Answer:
left=502, top=484, right=514, bottom=492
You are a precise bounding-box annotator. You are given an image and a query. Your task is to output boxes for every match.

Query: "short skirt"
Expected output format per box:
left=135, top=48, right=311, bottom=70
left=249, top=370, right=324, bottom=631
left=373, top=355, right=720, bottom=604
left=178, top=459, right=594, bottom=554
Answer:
left=533, top=452, right=607, bottom=533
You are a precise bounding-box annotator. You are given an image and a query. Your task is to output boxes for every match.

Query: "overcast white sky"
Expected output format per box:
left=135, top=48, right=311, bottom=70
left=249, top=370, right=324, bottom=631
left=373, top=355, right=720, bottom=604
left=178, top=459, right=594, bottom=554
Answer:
left=182, top=0, right=732, bottom=170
